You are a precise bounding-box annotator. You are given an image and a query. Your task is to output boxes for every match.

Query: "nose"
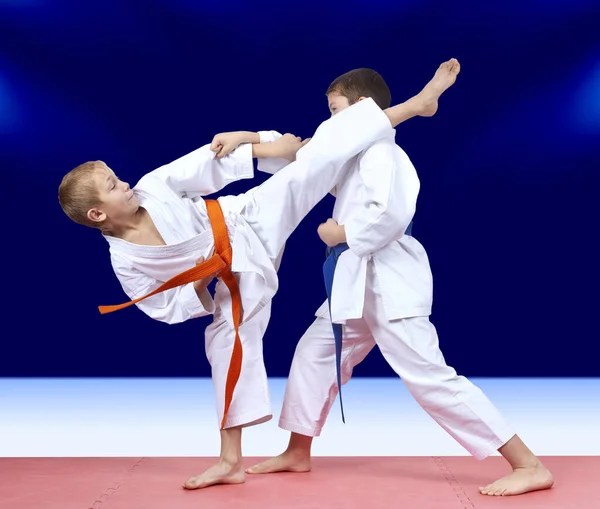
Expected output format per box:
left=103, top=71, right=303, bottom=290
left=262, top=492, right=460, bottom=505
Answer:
left=123, top=182, right=130, bottom=191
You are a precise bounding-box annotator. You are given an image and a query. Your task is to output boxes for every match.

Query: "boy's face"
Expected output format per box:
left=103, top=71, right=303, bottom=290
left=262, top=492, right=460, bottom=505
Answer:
left=327, top=92, right=366, bottom=117
left=87, top=166, right=139, bottom=225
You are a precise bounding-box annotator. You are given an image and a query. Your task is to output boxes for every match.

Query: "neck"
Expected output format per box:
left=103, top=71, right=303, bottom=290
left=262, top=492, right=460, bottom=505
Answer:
left=103, top=207, right=147, bottom=239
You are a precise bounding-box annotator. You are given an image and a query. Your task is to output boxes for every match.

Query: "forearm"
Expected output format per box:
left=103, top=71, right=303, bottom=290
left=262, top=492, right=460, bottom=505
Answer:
left=252, top=142, right=279, bottom=158
left=238, top=131, right=260, bottom=144
left=228, top=131, right=271, bottom=157
left=193, top=277, right=213, bottom=298
left=345, top=207, right=413, bottom=257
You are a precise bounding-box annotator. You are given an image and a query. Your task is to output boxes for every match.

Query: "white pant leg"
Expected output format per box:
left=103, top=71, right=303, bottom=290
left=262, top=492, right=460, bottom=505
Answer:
left=363, top=264, right=515, bottom=460
left=279, top=314, right=375, bottom=437
left=205, top=294, right=273, bottom=429
left=241, top=98, right=392, bottom=261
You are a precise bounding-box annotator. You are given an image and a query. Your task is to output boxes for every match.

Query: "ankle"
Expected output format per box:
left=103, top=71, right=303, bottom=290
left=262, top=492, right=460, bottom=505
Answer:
left=285, top=445, right=311, bottom=459
left=513, top=457, right=542, bottom=470
left=408, top=94, right=426, bottom=112
left=287, top=433, right=313, bottom=458
left=219, top=455, right=243, bottom=468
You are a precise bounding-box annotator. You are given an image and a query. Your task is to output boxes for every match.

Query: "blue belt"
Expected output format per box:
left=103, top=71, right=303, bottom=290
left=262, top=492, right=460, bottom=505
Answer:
left=323, top=221, right=413, bottom=421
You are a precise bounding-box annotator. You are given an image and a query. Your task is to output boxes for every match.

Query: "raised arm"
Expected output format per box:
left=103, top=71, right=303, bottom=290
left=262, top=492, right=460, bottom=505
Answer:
left=139, top=141, right=255, bottom=199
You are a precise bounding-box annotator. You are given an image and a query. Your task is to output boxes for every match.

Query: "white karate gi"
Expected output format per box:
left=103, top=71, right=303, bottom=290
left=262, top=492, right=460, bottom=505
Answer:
left=103, top=98, right=393, bottom=429
left=278, top=135, right=516, bottom=460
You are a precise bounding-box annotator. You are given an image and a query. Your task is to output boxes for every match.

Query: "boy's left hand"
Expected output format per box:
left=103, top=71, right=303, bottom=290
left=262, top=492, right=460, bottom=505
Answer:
left=210, top=131, right=259, bottom=159
left=317, top=218, right=345, bottom=247
left=192, top=256, right=220, bottom=295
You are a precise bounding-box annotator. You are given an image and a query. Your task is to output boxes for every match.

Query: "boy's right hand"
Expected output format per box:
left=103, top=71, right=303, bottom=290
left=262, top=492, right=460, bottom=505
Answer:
left=271, top=134, right=311, bottom=161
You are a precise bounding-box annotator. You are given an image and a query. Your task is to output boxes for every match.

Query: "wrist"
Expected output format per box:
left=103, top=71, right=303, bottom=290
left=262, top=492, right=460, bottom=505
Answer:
left=193, top=279, right=207, bottom=297
left=241, top=131, right=260, bottom=144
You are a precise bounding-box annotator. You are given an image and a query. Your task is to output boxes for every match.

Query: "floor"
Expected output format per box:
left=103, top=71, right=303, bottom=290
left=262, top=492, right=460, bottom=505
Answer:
left=1, top=377, right=598, bottom=508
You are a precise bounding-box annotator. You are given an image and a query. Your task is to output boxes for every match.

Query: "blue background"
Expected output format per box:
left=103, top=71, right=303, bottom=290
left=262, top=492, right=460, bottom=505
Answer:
left=1, top=0, right=598, bottom=378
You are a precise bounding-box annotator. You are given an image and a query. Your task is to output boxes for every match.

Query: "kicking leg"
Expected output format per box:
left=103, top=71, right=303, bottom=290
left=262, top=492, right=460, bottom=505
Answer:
left=242, top=59, right=461, bottom=262
left=411, top=57, right=461, bottom=117
left=247, top=313, right=375, bottom=474
left=242, top=97, right=393, bottom=261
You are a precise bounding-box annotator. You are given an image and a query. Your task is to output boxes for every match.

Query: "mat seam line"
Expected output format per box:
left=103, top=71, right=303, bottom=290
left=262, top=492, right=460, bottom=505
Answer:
left=432, top=456, right=476, bottom=509
left=89, top=457, right=145, bottom=509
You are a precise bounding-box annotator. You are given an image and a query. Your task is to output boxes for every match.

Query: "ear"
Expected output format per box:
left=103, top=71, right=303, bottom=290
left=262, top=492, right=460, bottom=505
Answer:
left=87, top=207, right=107, bottom=224
left=357, top=96, right=368, bottom=102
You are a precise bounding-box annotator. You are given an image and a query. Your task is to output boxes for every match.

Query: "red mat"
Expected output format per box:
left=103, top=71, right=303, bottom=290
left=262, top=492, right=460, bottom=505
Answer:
left=1, top=457, right=598, bottom=509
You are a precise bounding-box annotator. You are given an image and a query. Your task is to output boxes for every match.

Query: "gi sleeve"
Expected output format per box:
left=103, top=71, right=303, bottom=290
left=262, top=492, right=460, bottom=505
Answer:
left=344, top=139, right=419, bottom=258
left=256, top=130, right=336, bottom=196
left=255, top=130, right=291, bottom=175
left=139, top=142, right=254, bottom=199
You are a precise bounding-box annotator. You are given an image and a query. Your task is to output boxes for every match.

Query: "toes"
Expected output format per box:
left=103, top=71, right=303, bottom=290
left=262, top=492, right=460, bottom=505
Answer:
left=480, top=483, right=498, bottom=496
left=183, top=475, right=207, bottom=490
left=491, top=485, right=507, bottom=496
left=246, top=463, right=271, bottom=474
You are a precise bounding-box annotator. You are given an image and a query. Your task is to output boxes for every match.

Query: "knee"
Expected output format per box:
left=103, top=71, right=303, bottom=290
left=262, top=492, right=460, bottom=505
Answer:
left=340, top=361, right=355, bottom=385
left=404, top=372, right=466, bottom=410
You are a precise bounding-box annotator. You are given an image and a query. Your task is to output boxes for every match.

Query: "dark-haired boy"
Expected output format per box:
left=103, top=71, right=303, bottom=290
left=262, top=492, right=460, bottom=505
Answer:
left=248, top=59, right=554, bottom=498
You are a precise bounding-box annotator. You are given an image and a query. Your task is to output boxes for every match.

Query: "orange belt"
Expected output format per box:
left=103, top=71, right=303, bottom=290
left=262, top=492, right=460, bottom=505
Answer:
left=98, top=199, right=243, bottom=430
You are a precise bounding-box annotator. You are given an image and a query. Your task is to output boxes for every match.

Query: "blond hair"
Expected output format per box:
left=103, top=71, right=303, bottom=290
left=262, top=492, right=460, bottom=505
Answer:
left=58, top=161, right=107, bottom=227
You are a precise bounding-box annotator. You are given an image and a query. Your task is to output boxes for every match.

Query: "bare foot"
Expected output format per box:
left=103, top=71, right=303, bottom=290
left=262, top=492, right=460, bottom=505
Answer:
left=246, top=450, right=311, bottom=474
left=479, top=462, right=554, bottom=496
left=416, top=58, right=461, bottom=117
left=183, top=459, right=245, bottom=490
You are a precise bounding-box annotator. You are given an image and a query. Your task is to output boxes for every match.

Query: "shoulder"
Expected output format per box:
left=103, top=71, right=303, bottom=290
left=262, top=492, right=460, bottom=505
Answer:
left=366, top=137, right=417, bottom=171
left=108, top=249, right=136, bottom=275
left=134, top=170, right=180, bottom=201
left=135, top=171, right=162, bottom=193
left=356, top=138, right=402, bottom=174
left=358, top=136, right=403, bottom=164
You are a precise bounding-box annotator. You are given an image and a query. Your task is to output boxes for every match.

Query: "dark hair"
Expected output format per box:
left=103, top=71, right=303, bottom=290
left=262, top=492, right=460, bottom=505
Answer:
left=326, top=68, right=391, bottom=109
